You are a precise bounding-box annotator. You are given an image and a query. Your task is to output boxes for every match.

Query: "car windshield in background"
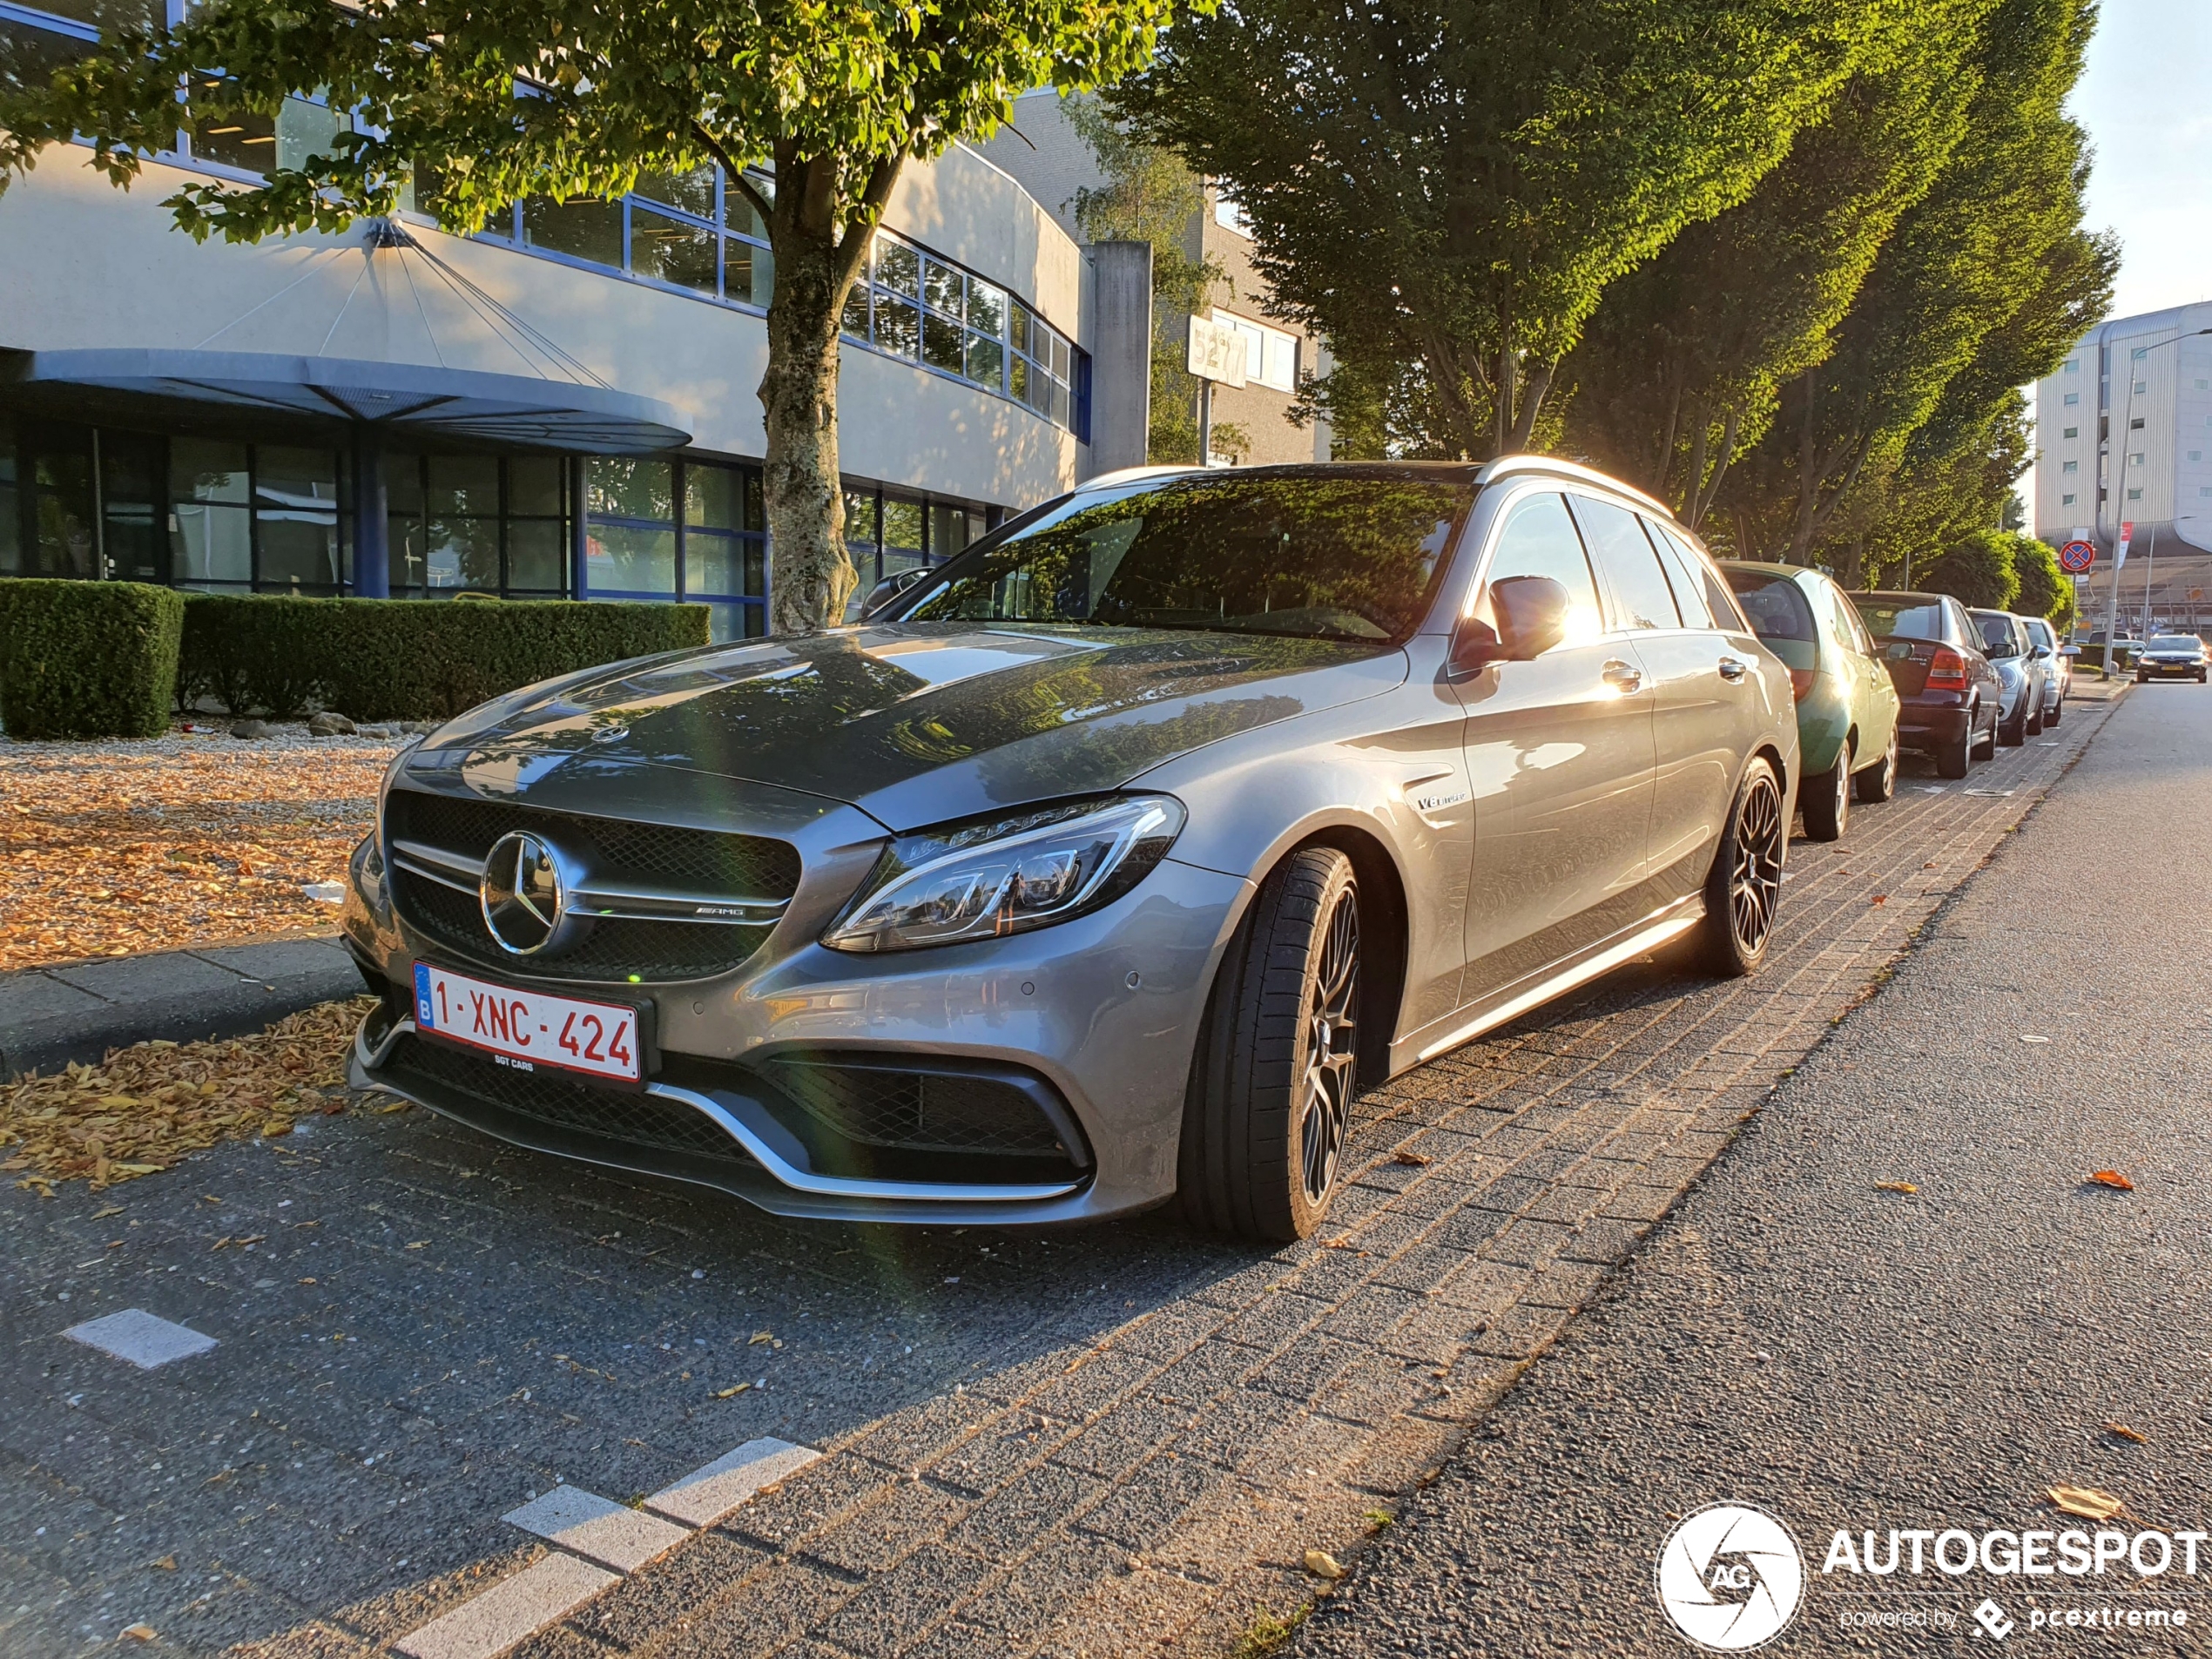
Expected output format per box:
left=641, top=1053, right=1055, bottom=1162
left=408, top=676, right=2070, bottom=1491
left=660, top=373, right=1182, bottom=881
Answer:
left=1852, top=597, right=1949, bottom=644
left=2151, top=635, right=2202, bottom=651
left=897, top=471, right=1470, bottom=642
left=1975, top=619, right=2019, bottom=658
left=1722, top=570, right=1816, bottom=642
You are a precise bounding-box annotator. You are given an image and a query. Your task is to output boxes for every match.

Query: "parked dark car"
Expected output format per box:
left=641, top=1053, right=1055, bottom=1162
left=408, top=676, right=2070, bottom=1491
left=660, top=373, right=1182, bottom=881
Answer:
left=2136, top=633, right=2209, bottom=683
left=1847, top=591, right=2003, bottom=779
left=1967, top=608, right=2050, bottom=745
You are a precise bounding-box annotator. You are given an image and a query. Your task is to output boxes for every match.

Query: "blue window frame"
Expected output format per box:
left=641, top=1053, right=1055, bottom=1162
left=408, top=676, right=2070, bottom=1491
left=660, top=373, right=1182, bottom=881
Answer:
left=585, top=456, right=765, bottom=640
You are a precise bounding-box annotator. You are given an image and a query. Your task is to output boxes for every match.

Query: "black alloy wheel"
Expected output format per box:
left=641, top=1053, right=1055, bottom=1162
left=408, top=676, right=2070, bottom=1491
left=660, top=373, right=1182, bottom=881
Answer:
left=1697, top=757, right=1785, bottom=977
left=1802, top=737, right=1851, bottom=843
left=1299, top=887, right=1360, bottom=1207
left=1855, top=725, right=1900, bottom=803
left=1179, top=846, right=1364, bottom=1242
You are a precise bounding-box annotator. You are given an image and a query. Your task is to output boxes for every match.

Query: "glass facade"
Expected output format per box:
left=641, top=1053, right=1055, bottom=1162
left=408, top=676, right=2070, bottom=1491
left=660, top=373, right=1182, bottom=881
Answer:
left=489, top=167, right=774, bottom=311
left=586, top=456, right=767, bottom=642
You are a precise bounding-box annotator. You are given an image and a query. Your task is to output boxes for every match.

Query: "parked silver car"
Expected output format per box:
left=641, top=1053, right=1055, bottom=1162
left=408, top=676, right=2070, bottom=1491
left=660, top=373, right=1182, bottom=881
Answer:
left=2021, top=615, right=2066, bottom=726
left=343, top=459, right=1798, bottom=1241
left=1967, top=608, right=2049, bottom=745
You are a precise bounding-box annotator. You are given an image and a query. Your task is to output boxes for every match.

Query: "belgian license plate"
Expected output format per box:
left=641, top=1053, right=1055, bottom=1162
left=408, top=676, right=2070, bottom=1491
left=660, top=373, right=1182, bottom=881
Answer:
left=412, top=962, right=642, bottom=1085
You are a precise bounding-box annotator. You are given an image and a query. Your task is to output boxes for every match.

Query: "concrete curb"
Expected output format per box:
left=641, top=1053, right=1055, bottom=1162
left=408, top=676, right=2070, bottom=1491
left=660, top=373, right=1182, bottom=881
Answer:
left=0, top=937, right=364, bottom=1080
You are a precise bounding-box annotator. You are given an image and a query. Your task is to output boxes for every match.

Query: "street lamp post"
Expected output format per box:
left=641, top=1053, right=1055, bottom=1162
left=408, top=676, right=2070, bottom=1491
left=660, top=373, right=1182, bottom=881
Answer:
left=2096, top=327, right=2212, bottom=677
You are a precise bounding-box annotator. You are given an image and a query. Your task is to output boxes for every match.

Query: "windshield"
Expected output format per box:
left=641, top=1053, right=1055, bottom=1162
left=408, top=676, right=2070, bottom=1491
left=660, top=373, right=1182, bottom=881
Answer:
left=1851, top=596, right=1949, bottom=644
left=1973, top=615, right=2020, bottom=658
left=2151, top=635, right=2202, bottom=651
left=1722, top=570, right=1816, bottom=642
left=895, top=471, right=1470, bottom=642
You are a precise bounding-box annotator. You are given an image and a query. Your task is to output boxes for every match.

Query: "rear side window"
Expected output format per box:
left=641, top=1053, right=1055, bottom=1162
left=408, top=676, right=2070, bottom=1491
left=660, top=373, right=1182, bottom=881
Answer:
left=1656, top=523, right=1746, bottom=631
left=1570, top=496, right=1681, bottom=630
left=1639, top=516, right=1713, bottom=627
left=1973, top=614, right=2020, bottom=658
left=1828, top=590, right=1871, bottom=654
left=1723, top=569, right=1816, bottom=643
left=1474, top=492, right=1603, bottom=648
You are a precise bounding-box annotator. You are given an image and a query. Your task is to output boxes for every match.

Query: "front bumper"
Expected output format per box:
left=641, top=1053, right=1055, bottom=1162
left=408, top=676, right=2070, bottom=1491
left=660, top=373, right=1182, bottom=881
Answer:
left=347, top=847, right=1253, bottom=1225
left=2138, top=659, right=2207, bottom=678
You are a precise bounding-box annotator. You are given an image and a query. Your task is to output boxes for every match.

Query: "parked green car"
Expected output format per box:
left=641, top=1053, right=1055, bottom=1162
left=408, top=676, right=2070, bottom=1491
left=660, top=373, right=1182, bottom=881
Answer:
left=1718, top=562, right=1903, bottom=841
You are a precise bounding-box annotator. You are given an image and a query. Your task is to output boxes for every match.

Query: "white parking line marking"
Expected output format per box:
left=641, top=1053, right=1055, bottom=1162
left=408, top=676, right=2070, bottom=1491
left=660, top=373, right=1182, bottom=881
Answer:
left=644, top=1438, right=822, bottom=1527
left=500, top=1487, right=691, bottom=1573
left=395, top=1554, right=617, bottom=1659
left=64, top=1309, right=217, bottom=1369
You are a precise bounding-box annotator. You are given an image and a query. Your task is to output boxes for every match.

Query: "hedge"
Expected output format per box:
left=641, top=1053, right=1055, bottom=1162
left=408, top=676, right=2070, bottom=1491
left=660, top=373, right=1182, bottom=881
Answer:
left=178, top=594, right=713, bottom=722
left=0, top=579, right=185, bottom=739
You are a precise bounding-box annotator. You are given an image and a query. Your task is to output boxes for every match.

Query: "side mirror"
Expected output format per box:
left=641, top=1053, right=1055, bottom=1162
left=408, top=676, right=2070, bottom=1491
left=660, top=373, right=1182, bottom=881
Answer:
left=858, top=568, right=927, bottom=619
left=1488, top=575, right=1572, bottom=661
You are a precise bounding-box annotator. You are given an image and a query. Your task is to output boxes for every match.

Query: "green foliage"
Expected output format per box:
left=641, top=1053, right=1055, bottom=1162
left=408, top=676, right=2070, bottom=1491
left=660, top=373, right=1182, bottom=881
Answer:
left=1117, top=0, right=1901, bottom=457
left=1918, top=529, right=2020, bottom=611
left=2008, top=531, right=2069, bottom=622
left=0, top=579, right=183, bottom=740
left=178, top=596, right=710, bottom=723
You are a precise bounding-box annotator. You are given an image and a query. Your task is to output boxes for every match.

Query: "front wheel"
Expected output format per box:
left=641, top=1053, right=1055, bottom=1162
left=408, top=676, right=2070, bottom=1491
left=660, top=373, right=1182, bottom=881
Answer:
left=1937, top=711, right=1973, bottom=779
left=2046, top=696, right=2062, bottom=728
left=1855, top=725, right=1900, bottom=803
left=1999, top=696, right=2027, bottom=746
left=1802, top=738, right=1851, bottom=843
left=1696, top=757, right=1785, bottom=978
left=1179, top=846, right=1361, bottom=1243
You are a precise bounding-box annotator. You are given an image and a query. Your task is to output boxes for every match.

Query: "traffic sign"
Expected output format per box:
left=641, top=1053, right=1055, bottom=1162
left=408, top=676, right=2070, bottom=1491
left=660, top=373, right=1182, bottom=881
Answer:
left=2059, top=538, right=2097, bottom=574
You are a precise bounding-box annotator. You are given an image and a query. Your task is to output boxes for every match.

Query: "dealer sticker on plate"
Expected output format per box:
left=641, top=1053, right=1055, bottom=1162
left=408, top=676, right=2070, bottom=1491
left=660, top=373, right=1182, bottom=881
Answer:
left=413, top=961, right=641, bottom=1084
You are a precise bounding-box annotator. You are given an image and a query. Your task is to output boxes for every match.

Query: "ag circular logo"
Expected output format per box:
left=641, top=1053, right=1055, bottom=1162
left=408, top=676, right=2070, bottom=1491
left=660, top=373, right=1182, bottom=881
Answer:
left=1656, top=1503, right=1804, bottom=1650
left=480, top=830, right=570, bottom=955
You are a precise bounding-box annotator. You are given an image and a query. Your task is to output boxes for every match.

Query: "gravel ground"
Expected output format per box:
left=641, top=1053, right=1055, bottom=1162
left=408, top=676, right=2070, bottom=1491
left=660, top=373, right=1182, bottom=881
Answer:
left=1295, top=682, right=2207, bottom=1656
left=0, top=725, right=400, bottom=973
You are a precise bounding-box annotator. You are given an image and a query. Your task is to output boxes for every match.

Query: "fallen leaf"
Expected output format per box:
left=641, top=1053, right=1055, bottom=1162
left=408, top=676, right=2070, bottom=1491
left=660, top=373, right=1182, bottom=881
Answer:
left=1870, top=894, right=1888, bottom=906
left=1322, top=1235, right=1359, bottom=1251
left=1393, top=1150, right=1433, bottom=1167
left=2048, top=1485, right=2128, bottom=1521
left=91, top=1204, right=125, bottom=1219
left=714, top=1382, right=752, bottom=1399
left=152, top=1556, right=176, bottom=1572
left=262, top=1119, right=292, bottom=1136
left=1874, top=1181, right=1919, bottom=1194
left=748, top=1332, right=774, bottom=1345
left=2087, top=1170, right=2134, bottom=1191
left=122, top=1624, right=157, bottom=1642
left=1303, top=1548, right=1346, bottom=1580
left=405, top=1241, right=428, bottom=1250
left=2020, top=1034, right=2051, bottom=1044
left=2106, top=1422, right=2149, bottom=1444
left=211, top=1236, right=233, bottom=1251
left=298, top=1277, right=317, bottom=1285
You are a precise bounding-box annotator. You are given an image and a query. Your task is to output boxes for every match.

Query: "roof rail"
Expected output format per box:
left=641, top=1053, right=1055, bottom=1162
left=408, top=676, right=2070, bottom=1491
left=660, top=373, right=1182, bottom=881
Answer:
left=1474, top=454, right=1674, bottom=520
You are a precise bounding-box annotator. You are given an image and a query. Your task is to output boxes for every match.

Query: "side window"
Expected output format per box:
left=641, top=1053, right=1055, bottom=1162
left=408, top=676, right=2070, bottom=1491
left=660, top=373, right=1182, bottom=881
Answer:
left=1639, top=515, right=1714, bottom=627
left=1830, top=591, right=1868, bottom=655
left=1472, top=491, right=1602, bottom=651
left=1570, top=496, right=1680, bottom=630
left=1657, top=523, right=1747, bottom=631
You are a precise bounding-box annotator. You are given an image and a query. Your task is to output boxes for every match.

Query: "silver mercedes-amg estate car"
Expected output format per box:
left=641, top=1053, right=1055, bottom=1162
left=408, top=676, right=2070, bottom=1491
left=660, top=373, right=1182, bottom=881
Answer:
left=344, top=457, right=1797, bottom=1241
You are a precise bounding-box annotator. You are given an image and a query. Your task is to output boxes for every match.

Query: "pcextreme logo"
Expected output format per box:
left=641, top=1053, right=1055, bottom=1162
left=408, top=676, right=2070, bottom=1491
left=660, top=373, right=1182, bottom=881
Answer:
left=1656, top=1504, right=1807, bottom=1650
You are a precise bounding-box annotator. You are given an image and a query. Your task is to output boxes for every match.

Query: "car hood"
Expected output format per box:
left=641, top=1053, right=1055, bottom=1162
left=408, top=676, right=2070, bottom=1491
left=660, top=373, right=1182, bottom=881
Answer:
left=403, top=622, right=1406, bottom=831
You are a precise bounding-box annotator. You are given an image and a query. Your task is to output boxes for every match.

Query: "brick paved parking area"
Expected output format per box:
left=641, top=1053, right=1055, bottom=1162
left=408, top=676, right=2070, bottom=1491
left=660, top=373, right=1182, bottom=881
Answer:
left=0, top=699, right=2118, bottom=1658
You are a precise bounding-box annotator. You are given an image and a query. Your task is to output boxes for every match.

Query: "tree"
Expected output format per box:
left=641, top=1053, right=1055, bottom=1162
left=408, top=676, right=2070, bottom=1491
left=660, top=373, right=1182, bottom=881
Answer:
left=1060, top=98, right=1246, bottom=464
left=1113, top=0, right=1898, bottom=460
left=0, top=0, right=1185, bottom=632
left=2010, top=532, right=2070, bottom=622
left=1919, top=529, right=2020, bottom=610
left=1709, top=0, right=2111, bottom=566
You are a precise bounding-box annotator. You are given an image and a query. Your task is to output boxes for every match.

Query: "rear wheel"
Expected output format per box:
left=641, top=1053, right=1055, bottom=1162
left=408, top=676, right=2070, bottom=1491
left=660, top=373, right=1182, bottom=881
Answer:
left=1696, top=757, right=1784, bottom=978
left=1999, top=694, right=2027, bottom=746
left=2026, top=694, right=2043, bottom=736
left=1937, top=711, right=1973, bottom=779
left=1855, top=725, right=1900, bottom=803
left=1179, top=846, right=1361, bottom=1243
left=2046, top=695, right=2062, bottom=728
left=1802, top=738, right=1851, bottom=843
left=1974, top=706, right=1998, bottom=759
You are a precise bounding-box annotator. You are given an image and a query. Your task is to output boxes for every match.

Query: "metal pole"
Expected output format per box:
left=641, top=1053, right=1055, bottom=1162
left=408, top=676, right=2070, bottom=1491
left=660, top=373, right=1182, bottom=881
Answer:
left=2141, top=521, right=2159, bottom=636
left=1197, top=379, right=1213, bottom=468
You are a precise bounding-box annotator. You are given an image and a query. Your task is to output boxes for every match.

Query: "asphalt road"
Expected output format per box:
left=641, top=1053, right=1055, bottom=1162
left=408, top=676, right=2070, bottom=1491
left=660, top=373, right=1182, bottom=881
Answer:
left=1298, top=679, right=2212, bottom=1657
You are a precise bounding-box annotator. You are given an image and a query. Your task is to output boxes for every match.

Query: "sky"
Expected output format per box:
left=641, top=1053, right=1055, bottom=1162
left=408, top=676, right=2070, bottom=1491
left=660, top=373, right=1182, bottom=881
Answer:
left=2070, top=0, right=2212, bottom=321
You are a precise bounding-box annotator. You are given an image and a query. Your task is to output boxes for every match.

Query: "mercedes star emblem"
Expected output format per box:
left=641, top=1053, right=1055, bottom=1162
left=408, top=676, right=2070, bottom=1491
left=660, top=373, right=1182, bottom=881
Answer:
left=479, top=830, right=568, bottom=955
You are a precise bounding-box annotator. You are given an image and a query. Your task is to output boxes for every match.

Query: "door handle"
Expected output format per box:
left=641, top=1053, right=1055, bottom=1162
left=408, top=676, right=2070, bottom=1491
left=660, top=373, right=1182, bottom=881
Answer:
left=1717, top=657, right=1749, bottom=682
left=1602, top=659, right=1643, bottom=693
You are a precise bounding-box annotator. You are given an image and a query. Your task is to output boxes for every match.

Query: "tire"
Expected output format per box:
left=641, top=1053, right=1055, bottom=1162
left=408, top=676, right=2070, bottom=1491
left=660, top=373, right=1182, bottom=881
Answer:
left=2025, top=694, right=2043, bottom=737
left=2138, top=671, right=2149, bottom=684
left=1937, top=712, right=1973, bottom=779
left=1974, top=706, right=1997, bottom=759
left=1855, top=725, right=1900, bottom=803
left=1999, top=694, right=2027, bottom=746
left=1696, top=757, right=1785, bottom=978
left=1802, top=737, right=1851, bottom=843
left=1179, top=846, right=1362, bottom=1243
left=2046, top=696, right=2062, bottom=728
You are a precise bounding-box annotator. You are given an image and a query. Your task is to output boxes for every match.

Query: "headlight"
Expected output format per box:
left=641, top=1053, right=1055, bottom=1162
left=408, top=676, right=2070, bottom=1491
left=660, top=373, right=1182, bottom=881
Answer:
left=823, top=795, right=1186, bottom=954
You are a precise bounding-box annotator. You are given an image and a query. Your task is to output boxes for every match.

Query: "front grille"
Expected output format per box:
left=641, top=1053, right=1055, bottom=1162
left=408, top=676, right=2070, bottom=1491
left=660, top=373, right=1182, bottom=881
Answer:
left=384, top=786, right=796, bottom=983
left=384, top=1033, right=748, bottom=1164
left=759, top=1056, right=1072, bottom=1158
